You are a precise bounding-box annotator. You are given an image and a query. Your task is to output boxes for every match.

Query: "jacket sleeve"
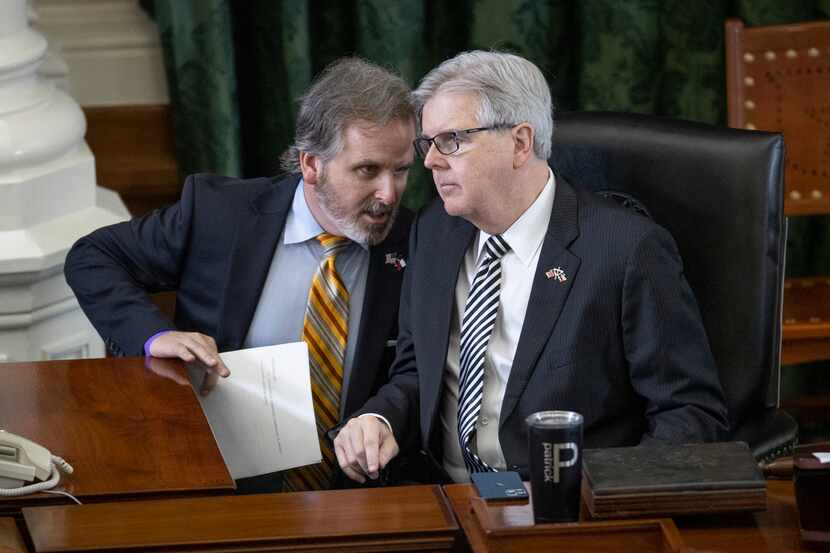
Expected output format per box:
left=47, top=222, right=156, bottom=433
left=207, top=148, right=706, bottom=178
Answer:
left=64, top=175, right=199, bottom=356
left=622, top=226, right=730, bottom=444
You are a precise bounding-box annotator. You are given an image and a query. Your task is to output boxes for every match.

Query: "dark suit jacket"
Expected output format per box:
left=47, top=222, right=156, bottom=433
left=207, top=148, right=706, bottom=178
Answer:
left=359, top=176, right=729, bottom=480
left=65, top=173, right=413, bottom=420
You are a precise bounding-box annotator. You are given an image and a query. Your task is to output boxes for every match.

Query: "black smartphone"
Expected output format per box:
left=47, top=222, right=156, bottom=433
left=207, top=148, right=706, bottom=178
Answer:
left=471, top=470, right=529, bottom=501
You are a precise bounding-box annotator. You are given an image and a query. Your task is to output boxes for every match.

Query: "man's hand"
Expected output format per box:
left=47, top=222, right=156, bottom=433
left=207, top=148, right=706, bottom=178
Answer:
left=149, top=331, right=230, bottom=377
left=143, top=356, right=191, bottom=386
left=334, top=416, right=399, bottom=483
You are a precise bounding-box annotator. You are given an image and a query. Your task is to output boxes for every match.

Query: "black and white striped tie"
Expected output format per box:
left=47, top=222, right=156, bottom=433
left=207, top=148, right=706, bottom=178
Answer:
left=457, top=234, right=511, bottom=474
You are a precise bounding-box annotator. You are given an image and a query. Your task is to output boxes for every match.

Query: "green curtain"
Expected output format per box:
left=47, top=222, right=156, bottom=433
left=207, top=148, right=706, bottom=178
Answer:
left=147, top=0, right=830, bottom=431
left=150, top=0, right=830, bottom=275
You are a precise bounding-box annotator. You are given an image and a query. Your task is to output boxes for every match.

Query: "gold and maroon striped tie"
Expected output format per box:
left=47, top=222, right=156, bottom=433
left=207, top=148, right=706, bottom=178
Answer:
left=283, top=233, right=350, bottom=491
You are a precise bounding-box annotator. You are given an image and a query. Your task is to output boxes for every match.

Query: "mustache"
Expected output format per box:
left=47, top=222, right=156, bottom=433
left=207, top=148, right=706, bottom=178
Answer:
left=362, top=200, right=395, bottom=217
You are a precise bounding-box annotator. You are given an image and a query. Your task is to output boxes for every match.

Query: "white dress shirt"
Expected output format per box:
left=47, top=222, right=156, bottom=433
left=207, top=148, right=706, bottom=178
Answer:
left=440, top=169, right=556, bottom=482
left=244, top=179, right=369, bottom=418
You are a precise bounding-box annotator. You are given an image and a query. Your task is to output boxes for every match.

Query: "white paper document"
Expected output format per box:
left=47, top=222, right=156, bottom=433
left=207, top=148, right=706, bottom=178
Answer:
left=813, top=452, right=830, bottom=464
left=187, top=342, right=321, bottom=480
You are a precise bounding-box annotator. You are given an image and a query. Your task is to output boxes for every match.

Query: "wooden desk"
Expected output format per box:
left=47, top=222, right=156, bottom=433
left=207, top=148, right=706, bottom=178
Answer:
left=679, top=480, right=807, bottom=553
left=13, top=479, right=817, bottom=553
left=445, top=480, right=811, bottom=553
left=0, top=518, right=26, bottom=553
left=21, top=485, right=460, bottom=552
left=0, top=357, right=233, bottom=514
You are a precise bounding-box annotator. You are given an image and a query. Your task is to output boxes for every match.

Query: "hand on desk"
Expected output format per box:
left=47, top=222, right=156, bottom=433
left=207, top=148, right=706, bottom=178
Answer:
left=143, top=356, right=220, bottom=396
left=149, top=331, right=230, bottom=378
left=334, top=416, right=399, bottom=483
left=144, top=357, right=191, bottom=386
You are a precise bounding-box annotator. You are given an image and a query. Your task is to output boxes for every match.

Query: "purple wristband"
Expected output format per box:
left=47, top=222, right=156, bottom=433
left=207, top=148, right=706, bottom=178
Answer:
left=144, top=330, right=173, bottom=357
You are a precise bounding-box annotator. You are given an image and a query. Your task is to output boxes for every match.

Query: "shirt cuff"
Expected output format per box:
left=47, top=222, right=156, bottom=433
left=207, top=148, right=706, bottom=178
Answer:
left=144, top=330, right=173, bottom=357
left=358, top=413, right=394, bottom=436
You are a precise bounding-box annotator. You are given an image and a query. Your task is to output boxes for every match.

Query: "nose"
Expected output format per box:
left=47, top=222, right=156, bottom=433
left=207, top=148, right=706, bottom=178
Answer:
left=423, top=142, right=446, bottom=170
left=375, top=173, right=398, bottom=205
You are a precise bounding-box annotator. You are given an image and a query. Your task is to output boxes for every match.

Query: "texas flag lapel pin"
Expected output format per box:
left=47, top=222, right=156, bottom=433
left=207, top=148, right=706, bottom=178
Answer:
left=385, top=252, right=406, bottom=271
left=545, top=266, right=567, bottom=283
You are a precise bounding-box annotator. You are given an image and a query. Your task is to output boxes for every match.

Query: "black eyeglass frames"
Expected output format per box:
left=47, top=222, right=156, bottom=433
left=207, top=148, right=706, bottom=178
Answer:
left=412, top=124, right=517, bottom=158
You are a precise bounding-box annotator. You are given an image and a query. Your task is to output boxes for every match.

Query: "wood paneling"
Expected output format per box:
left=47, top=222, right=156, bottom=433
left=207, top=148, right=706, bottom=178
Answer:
left=83, top=104, right=180, bottom=216
left=0, top=357, right=233, bottom=515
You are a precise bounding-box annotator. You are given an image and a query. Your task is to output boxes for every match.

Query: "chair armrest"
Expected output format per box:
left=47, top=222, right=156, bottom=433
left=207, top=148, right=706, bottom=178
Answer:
left=733, top=408, right=798, bottom=463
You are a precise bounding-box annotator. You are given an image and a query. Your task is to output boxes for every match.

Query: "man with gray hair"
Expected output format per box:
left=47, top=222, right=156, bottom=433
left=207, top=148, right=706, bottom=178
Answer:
left=65, top=57, right=416, bottom=492
left=335, top=51, right=728, bottom=484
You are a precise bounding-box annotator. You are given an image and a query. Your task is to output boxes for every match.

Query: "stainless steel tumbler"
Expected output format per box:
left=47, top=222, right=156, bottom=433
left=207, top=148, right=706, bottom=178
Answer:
left=526, top=410, right=583, bottom=522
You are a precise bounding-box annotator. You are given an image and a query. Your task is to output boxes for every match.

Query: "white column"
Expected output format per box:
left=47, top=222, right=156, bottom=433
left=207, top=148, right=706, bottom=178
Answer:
left=0, top=0, right=130, bottom=361
left=32, top=0, right=169, bottom=106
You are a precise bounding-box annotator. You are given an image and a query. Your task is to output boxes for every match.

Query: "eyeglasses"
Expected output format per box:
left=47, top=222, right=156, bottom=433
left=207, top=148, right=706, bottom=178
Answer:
left=413, top=124, right=516, bottom=158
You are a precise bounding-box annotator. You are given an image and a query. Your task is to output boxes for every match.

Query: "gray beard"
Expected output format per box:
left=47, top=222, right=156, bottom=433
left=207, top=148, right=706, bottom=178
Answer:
left=315, top=179, right=397, bottom=246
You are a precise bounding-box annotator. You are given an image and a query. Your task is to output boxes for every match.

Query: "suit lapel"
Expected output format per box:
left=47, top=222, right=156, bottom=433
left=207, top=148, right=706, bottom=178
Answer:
left=215, top=177, right=296, bottom=350
left=500, top=177, right=582, bottom=427
left=422, top=216, right=477, bottom=441
left=342, top=229, right=407, bottom=417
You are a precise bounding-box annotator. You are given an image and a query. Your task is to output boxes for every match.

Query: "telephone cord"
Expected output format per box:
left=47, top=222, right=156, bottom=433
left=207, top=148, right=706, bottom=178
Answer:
left=0, top=455, right=75, bottom=497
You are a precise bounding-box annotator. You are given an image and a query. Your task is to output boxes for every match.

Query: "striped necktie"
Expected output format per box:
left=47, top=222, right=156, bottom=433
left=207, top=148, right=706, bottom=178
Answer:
left=283, top=233, right=351, bottom=491
left=457, top=234, right=511, bottom=474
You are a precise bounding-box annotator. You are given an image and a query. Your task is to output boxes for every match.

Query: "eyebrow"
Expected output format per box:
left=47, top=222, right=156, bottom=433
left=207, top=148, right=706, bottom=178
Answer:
left=419, top=128, right=457, bottom=139
left=350, top=158, right=413, bottom=168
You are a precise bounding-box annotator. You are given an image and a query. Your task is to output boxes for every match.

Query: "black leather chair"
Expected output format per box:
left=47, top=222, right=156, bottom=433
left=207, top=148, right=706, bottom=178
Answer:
left=550, top=111, right=797, bottom=462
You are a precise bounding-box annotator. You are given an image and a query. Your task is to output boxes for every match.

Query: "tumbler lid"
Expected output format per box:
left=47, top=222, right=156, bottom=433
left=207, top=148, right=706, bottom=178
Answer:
left=525, top=410, right=583, bottom=428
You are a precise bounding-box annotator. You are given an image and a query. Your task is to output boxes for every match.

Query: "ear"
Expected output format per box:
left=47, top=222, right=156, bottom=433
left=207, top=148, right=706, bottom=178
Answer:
left=299, top=151, right=323, bottom=186
left=512, top=123, right=535, bottom=169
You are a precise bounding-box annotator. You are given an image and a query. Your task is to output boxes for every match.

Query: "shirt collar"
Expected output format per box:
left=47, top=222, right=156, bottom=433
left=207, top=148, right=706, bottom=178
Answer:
left=475, top=168, right=556, bottom=267
left=283, top=179, right=368, bottom=251
left=284, top=179, right=324, bottom=245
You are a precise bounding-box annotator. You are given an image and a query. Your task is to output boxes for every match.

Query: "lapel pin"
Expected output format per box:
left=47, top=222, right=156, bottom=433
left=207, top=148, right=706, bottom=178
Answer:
left=545, top=267, right=567, bottom=283
left=385, top=252, right=406, bottom=271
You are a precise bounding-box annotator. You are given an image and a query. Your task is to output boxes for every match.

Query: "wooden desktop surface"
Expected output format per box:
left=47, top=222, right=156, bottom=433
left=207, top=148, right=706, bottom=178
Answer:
left=444, top=479, right=810, bottom=553
left=22, top=485, right=459, bottom=553
left=0, top=518, right=26, bottom=553
left=0, top=357, right=816, bottom=552
left=679, top=479, right=807, bottom=553
left=0, top=357, right=233, bottom=513
left=14, top=479, right=814, bottom=553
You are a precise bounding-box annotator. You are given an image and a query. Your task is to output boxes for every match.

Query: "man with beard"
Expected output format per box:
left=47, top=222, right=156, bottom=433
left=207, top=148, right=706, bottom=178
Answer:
left=64, top=57, right=416, bottom=493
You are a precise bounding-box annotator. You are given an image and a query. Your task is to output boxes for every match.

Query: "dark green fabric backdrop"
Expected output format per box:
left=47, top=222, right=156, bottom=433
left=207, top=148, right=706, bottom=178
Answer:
left=148, top=0, right=830, bottom=276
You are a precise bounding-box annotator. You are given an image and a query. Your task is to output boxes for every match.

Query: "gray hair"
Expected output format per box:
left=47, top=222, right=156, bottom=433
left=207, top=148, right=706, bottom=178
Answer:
left=412, top=51, right=553, bottom=160
left=280, top=57, right=414, bottom=173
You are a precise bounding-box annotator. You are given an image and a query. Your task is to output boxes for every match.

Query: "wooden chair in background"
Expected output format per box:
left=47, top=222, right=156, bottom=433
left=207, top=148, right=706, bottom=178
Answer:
left=726, top=18, right=830, bottom=367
